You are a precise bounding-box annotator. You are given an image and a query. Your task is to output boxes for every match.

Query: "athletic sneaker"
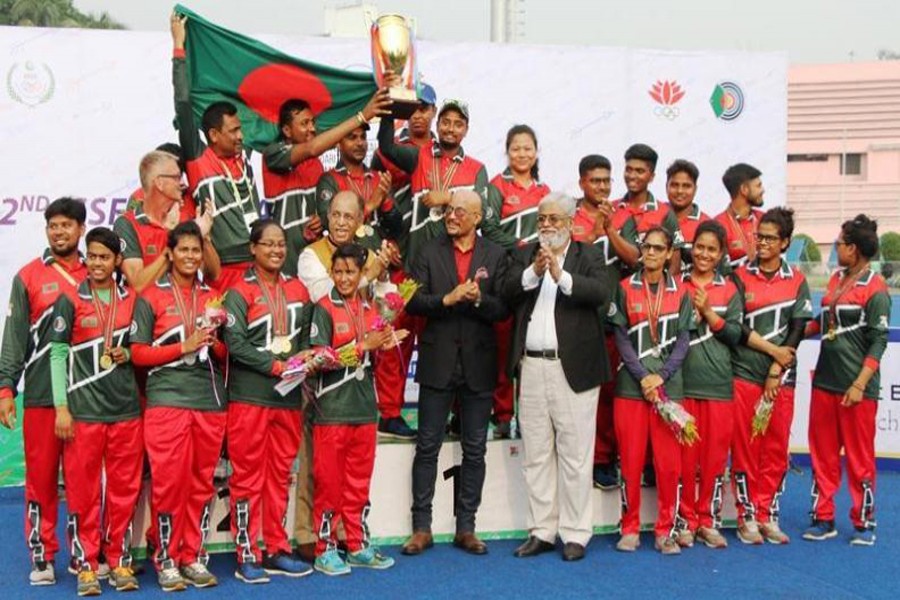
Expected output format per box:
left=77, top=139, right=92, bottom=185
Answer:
left=592, top=463, right=619, bottom=490
left=77, top=569, right=102, bottom=597
left=346, top=546, right=396, bottom=569
left=676, top=530, right=695, bottom=548
left=378, top=416, right=416, bottom=440
left=29, top=560, right=56, bottom=586
left=736, top=521, right=764, bottom=545
left=850, top=528, right=876, bottom=546
left=760, top=522, right=790, bottom=545
left=655, top=536, right=682, bottom=555
left=802, top=520, right=838, bottom=541
left=107, top=566, right=139, bottom=591
left=615, top=533, right=640, bottom=552
left=314, top=549, right=351, bottom=576
left=234, top=561, right=270, bottom=584
left=69, top=559, right=110, bottom=580
left=181, top=562, right=218, bottom=588
left=157, top=566, right=187, bottom=592
left=262, top=551, right=313, bottom=577
left=696, top=526, right=728, bottom=549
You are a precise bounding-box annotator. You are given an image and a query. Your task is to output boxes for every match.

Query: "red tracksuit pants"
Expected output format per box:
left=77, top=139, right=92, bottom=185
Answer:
left=63, top=418, right=143, bottom=572
left=227, top=402, right=302, bottom=564
left=492, top=316, right=515, bottom=424
left=614, top=397, right=682, bottom=537
left=313, top=423, right=377, bottom=554
left=23, top=407, right=63, bottom=564
left=731, top=378, right=794, bottom=525
left=144, top=406, right=226, bottom=570
left=594, top=334, right=619, bottom=465
left=679, top=399, right=734, bottom=531
left=809, top=387, right=877, bottom=529
left=374, top=308, right=423, bottom=420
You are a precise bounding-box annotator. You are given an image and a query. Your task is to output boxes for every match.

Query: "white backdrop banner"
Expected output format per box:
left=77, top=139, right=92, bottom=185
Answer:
left=0, top=25, right=786, bottom=339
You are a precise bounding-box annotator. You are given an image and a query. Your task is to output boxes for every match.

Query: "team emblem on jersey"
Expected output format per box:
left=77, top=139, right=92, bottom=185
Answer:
left=485, top=206, right=494, bottom=220
left=166, top=306, right=179, bottom=315
left=336, top=323, right=350, bottom=334
left=573, top=226, right=585, bottom=236
left=119, top=238, right=128, bottom=253
left=42, top=282, right=59, bottom=294
left=508, top=195, right=520, bottom=206
left=53, top=316, right=66, bottom=333
left=878, top=315, right=889, bottom=329
left=226, top=313, right=236, bottom=328
left=320, top=189, right=334, bottom=203
left=607, top=303, right=618, bottom=318
left=80, top=317, right=98, bottom=328
left=310, top=323, right=319, bottom=339
left=129, top=321, right=138, bottom=335
left=147, top=244, right=158, bottom=255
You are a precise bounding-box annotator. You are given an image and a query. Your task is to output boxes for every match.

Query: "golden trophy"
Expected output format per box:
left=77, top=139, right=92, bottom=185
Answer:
left=370, top=13, right=420, bottom=119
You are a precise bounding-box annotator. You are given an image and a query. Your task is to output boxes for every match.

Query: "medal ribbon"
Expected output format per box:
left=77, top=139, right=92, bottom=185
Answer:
left=826, top=268, right=864, bottom=335
left=346, top=171, right=373, bottom=213
left=727, top=207, right=756, bottom=263
left=342, top=294, right=367, bottom=345
left=642, top=276, right=666, bottom=350
left=255, top=270, right=288, bottom=337
left=89, top=283, right=118, bottom=354
left=430, top=154, right=460, bottom=195
left=217, top=157, right=250, bottom=215
left=169, top=275, right=197, bottom=339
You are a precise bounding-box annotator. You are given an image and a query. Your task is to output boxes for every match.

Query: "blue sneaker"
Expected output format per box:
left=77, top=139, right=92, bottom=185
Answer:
left=234, top=561, right=270, bottom=584
left=346, top=546, right=395, bottom=570
left=263, top=551, right=313, bottom=577
left=314, top=549, right=351, bottom=576
left=850, top=528, right=876, bottom=546
left=378, top=416, right=417, bottom=440
left=802, top=520, right=838, bottom=541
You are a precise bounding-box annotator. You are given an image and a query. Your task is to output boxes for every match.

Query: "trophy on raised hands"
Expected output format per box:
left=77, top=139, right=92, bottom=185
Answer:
left=369, top=13, right=420, bottom=119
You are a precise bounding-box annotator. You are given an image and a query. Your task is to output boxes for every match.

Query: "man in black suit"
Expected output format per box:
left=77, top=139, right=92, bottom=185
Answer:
left=401, top=189, right=508, bottom=556
left=503, top=192, right=611, bottom=561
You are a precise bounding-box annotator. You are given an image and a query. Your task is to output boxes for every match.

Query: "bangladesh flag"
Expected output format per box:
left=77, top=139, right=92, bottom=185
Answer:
left=175, top=4, right=377, bottom=151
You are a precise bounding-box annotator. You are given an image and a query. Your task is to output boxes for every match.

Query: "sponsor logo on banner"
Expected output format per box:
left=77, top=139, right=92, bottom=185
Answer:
left=648, top=80, right=685, bottom=120
left=7, top=61, right=55, bottom=107
left=709, top=81, right=745, bottom=121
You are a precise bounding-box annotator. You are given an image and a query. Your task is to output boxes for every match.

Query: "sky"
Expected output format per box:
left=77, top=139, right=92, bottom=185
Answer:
left=71, top=0, right=900, bottom=64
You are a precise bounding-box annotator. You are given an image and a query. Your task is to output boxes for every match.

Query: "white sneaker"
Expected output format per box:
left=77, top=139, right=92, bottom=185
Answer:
left=30, top=561, right=56, bottom=586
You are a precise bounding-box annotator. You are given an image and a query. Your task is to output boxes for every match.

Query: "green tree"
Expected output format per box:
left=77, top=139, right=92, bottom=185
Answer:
left=794, top=233, right=822, bottom=263
left=5, top=0, right=124, bottom=29
left=881, top=232, right=900, bottom=261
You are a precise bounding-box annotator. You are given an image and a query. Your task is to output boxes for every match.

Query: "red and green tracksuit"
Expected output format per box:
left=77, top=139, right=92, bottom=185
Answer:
left=130, top=276, right=227, bottom=570
left=50, top=281, right=142, bottom=572
left=678, top=273, right=742, bottom=532
left=310, top=289, right=380, bottom=555
left=262, top=142, right=324, bottom=277
left=714, top=207, right=763, bottom=271
left=222, top=268, right=313, bottom=564
left=608, top=271, right=694, bottom=537
left=611, top=192, right=684, bottom=249
left=481, top=168, right=552, bottom=425
left=571, top=204, right=638, bottom=466
left=113, top=203, right=175, bottom=268
left=173, top=48, right=261, bottom=289
left=731, top=260, right=812, bottom=525
left=0, top=249, right=86, bottom=565
left=675, top=203, right=711, bottom=270
left=809, top=268, right=890, bottom=530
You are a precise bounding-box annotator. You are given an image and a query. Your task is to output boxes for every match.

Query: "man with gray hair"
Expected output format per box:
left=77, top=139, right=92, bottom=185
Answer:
left=502, top=192, right=612, bottom=561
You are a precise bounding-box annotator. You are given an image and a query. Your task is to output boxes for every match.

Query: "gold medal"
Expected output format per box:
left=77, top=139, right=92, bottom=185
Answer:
left=355, top=367, right=366, bottom=381
left=272, top=335, right=292, bottom=355
left=825, top=329, right=837, bottom=341
left=184, top=351, right=198, bottom=366
left=355, top=224, right=372, bottom=238
left=99, top=354, right=113, bottom=370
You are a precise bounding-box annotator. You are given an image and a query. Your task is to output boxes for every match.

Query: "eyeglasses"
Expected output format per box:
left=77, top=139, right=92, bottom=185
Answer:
left=443, top=205, right=478, bottom=219
left=255, top=240, right=287, bottom=249
left=157, top=173, right=183, bottom=181
left=640, top=242, right=669, bottom=254
left=755, top=233, right=781, bottom=245
left=536, top=214, right=568, bottom=226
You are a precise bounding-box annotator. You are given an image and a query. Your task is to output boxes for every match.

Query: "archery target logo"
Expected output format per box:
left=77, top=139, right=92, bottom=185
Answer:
left=709, top=81, right=744, bottom=121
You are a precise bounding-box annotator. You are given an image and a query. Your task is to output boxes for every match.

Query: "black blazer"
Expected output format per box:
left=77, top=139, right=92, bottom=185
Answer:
left=503, top=241, right=612, bottom=393
left=407, top=234, right=509, bottom=392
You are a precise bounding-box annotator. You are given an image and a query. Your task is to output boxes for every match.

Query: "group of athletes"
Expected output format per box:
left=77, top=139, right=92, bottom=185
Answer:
left=0, top=13, right=891, bottom=596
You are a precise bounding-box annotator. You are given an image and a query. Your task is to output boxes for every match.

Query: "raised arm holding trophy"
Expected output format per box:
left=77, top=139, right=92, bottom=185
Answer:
left=370, top=13, right=421, bottom=119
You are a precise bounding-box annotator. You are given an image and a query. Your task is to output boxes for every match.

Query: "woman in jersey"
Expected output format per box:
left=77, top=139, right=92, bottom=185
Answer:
left=131, top=221, right=227, bottom=592
left=803, top=215, right=890, bottom=546
left=50, top=227, right=141, bottom=596
left=609, top=226, right=693, bottom=555
left=222, top=220, right=314, bottom=583
left=480, top=124, right=551, bottom=438
left=730, top=207, right=812, bottom=546
left=310, top=243, right=404, bottom=576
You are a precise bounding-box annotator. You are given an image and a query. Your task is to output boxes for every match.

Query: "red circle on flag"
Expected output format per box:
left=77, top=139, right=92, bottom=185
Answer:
left=238, top=64, right=333, bottom=123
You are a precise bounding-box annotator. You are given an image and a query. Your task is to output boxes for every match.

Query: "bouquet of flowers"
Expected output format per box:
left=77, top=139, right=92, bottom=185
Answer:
left=653, top=388, right=700, bottom=446
left=751, top=395, right=775, bottom=439
left=372, top=278, right=421, bottom=331
left=275, top=347, right=343, bottom=396
left=199, top=295, right=228, bottom=363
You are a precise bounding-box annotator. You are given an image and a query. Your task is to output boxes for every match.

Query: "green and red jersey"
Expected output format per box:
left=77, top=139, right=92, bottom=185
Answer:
left=813, top=268, right=891, bottom=400
left=680, top=272, right=743, bottom=401
left=223, top=268, right=313, bottom=408
left=114, top=204, right=169, bottom=266
left=481, top=168, right=551, bottom=250
left=611, top=192, right=684, bottom=247
left=731, top=259, right=813, bottom=385
left=173, top=51, right=261, bottom=266
left=714, top=207, right=763, bottom=270
left=571, top=203, right=638, bottom=280
left=0, top=249, right=87, bottom=407
left=131, top=276, right=226, bottom=411
left=309, top=289, right=378, bottom=425
left=262, top=143, right=324, bottom=277
left=608, top=271, right=694, bottom=400
left=49, top=281, right=139, bottom=422
left=676, top=203, right=712, bottom=260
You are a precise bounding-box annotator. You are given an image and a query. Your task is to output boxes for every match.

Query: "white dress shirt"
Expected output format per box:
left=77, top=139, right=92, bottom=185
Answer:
left=522, top=242, right=573, bottom=351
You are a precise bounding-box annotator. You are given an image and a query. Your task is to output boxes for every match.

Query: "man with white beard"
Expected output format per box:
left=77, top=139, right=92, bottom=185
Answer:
left=502, top=192, right=612, bottom=561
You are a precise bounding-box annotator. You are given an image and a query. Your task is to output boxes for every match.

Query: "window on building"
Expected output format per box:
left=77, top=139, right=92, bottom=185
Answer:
left=840, top=153, right=864, bottom=176
left=787, top=154, right=828, bottom=162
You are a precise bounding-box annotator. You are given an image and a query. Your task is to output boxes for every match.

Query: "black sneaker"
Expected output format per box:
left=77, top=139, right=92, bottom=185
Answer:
left=493, top=420, right=511, bottom=440
left=593, top=463, right=619, bottom=490
left=378, top=416, right=417, bottom=440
